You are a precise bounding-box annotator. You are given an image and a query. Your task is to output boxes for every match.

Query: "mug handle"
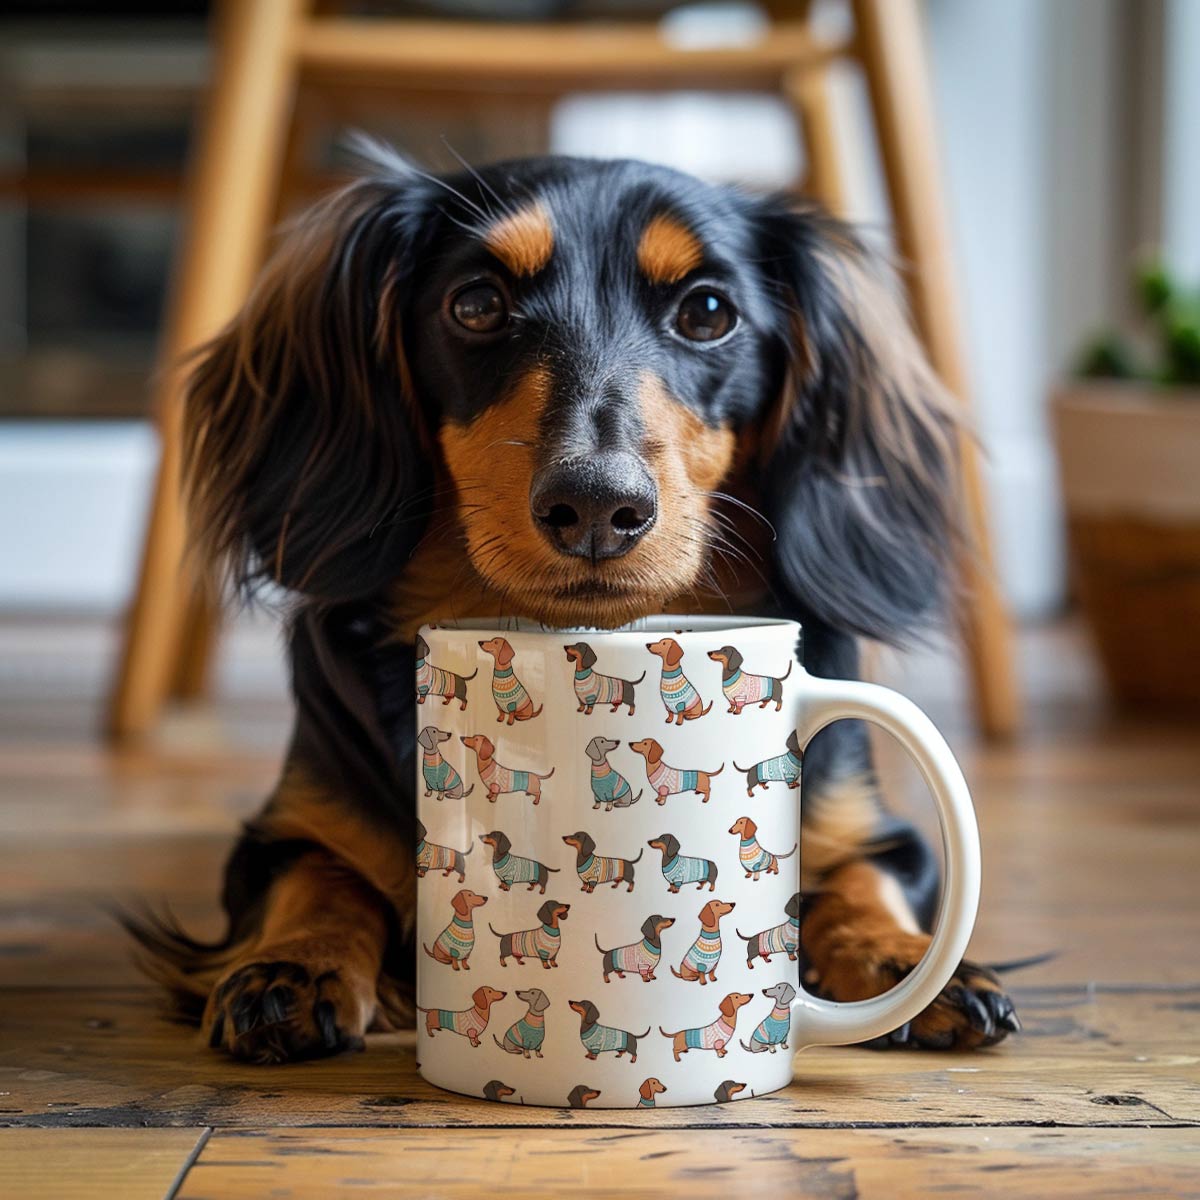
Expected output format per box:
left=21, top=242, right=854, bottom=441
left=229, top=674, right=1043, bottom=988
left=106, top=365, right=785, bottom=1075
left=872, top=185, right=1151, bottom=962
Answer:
left=789, top=672, right=981, bottom=1048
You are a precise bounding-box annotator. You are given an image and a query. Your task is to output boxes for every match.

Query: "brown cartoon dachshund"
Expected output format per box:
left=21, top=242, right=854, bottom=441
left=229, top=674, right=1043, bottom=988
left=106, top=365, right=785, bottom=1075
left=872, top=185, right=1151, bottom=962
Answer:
left=646, top=637, right=711, bottom=724
left=636, top=1077, right=668, bottom=1108
left=418, top=985, right=506, bottom=1046
left=478, top=637, right=543, bottom=724
left=461, top=733, right=554, bottom=804
left=728, top=816, right=798, bottom=880
left=563, top=831, right=641, bottom=893
left=671, top=898, right=735, bottom=985
left=567, top=1084, right=602, bottom=1109
left=714, top=1080, right=748, bottom=1103
left=423, top=888, right=488, bottom=970
left=490, top=900, right=570, bottom=968
left=707, top=645, right=791, bottom=713
left=660, top=991, right=752, bottom=1062
left=629, top=737, right=723, bottom=805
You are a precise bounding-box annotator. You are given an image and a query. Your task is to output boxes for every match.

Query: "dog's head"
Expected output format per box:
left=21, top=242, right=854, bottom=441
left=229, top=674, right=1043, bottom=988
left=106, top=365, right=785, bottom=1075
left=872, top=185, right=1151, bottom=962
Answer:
left=516, top=988, right=551, bottom=1014
left=473, top=986, right=506, bottom=1009
left=568, top=999, right=599, bottom=1027
left=708, top=644, right=741, bottom=673
left=699, top=899, right=735, bottom=927
left=186, top=148, right=958, bottom=637
left=564, top=642, right=597, bottom=670
left=647, top=833, right=679, bottom=860
left=537, top=900, right=570, bottom=926
left=451, top=888, right=487, bottom=916
left=646, top=637, right=684, bottom=667
left=719, top=992, right=753, bottom=1019
left=628, top=737, right=661, bottom=763
left=479, top=829, right=509, bottom=856
left=478, top=636, right=514, bottom=665
left=729, top=816, right=756, bottom=838
left=641, top=914, right=674, bottom=942
left=763, top=981, right=797, bottom=1007
left=562, top=831, right=595, bottom=858
left=585, top=735, right=619, bottom=763
left=460, top=733, right=493, bottom=758
left=640, top=1077, right=668, bottom=1099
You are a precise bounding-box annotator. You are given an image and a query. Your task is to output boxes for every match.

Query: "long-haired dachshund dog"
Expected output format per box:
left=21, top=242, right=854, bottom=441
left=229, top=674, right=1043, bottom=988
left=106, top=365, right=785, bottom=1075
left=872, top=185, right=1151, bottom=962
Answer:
left=124, top=145, right=1017, bottom=1062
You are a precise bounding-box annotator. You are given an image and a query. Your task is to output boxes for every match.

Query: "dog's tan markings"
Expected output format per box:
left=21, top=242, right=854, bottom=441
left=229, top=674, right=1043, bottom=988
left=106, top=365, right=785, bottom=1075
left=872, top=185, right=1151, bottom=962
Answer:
left=483, top=202, right=554, bottom=277
left=637, top=214, right=704, bottom=285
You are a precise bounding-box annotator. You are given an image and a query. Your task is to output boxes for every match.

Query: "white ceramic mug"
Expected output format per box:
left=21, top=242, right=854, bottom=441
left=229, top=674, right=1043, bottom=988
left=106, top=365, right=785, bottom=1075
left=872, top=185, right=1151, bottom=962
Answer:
left=414, top=615, right=979, bottom=1109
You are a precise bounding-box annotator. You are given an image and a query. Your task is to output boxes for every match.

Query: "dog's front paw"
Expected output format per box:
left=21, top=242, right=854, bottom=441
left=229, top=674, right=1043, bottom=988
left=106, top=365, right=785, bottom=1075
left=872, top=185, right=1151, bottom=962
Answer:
left=204, top=953, right=373, bottom=1064
left=807, top=927, right=1021, bottom=1050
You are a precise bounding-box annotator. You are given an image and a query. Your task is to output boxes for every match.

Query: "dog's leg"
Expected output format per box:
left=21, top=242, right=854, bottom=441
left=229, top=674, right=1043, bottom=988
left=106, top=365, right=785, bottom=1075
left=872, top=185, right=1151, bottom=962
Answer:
left=203, top=848, right=388, bottom=1063
left=798, top=623, right=1019, bottom=1050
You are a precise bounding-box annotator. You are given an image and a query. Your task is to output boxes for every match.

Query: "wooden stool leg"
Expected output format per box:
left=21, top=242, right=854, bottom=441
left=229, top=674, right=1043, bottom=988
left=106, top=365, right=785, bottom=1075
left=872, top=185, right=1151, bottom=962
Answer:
left=853, top=0, right=1020, bottom=738
left=784, top=63, right=847, bottom=216
left=107, top=0, right=306, bottom=741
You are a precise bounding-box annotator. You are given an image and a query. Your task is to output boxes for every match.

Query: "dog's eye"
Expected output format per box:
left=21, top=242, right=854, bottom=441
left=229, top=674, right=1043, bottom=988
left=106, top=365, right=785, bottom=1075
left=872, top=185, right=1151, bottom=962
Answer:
left=676, top=289, right=736, bottom=342
left=451, top=283, right=508, bottom=333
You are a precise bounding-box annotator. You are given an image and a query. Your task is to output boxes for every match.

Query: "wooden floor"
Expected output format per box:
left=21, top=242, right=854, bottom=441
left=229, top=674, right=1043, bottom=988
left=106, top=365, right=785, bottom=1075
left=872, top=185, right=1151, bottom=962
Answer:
left=1, top=617, right=1197, bottom=1197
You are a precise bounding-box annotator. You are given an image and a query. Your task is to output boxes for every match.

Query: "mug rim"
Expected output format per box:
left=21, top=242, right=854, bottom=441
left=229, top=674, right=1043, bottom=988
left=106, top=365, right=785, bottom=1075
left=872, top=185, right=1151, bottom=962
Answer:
left=419, top=613, right=801, bottom=637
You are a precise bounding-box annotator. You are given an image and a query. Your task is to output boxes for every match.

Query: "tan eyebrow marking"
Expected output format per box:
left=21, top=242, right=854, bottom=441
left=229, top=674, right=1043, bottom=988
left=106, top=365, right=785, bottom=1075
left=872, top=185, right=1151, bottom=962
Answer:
left=637, top=214, right=704, bottom=285
left=482, top=202, right=554, bottom=277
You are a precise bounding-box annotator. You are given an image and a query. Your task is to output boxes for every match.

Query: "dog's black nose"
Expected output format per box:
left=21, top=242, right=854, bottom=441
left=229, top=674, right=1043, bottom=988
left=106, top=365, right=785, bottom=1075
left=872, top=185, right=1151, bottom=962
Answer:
left=531, top=453, right=657, bottom=559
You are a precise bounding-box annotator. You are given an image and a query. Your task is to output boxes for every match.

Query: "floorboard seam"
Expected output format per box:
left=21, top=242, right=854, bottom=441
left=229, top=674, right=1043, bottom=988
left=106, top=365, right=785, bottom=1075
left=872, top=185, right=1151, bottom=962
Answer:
left=163, top=1126, right=211, bottom=1200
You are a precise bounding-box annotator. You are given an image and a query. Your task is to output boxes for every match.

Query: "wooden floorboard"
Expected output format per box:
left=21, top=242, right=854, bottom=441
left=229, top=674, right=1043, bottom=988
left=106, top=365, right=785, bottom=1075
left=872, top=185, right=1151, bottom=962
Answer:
left=176, top=1127, right=1200, bottom=1199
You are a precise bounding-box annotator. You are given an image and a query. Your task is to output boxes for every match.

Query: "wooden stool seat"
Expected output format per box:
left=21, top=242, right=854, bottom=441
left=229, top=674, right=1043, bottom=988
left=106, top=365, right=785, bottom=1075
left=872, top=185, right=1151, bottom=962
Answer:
left=108, top=0, right=1019, bottom=742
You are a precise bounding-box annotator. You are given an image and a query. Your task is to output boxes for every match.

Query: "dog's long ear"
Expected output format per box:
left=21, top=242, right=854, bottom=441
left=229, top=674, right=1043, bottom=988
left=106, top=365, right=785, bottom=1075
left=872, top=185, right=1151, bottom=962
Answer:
left=183, top=166, right=434, bottom=601
left=754, top=202, right=964, bottom=644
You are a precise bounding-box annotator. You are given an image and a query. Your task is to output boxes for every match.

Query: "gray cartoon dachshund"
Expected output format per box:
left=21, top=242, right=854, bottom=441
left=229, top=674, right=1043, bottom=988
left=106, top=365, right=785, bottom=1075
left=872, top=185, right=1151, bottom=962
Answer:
left=741, top=982, right=797, bottom=1053
left=417, top=726, right=474, bottom=800
left=493, top=988, right=551, bottom=1059
left=585, top=737, right=642, bottom=810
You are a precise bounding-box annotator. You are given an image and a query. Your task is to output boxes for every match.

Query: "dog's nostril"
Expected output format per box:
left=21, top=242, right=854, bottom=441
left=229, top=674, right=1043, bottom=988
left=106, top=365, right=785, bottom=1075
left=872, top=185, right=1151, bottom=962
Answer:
left=544, top=503, right=580, bottom=529
left=611, top=505, right=644, bottom=532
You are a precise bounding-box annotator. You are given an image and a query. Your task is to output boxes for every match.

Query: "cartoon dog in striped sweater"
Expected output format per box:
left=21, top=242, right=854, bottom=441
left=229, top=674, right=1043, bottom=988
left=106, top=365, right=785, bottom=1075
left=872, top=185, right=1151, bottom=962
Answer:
left=646, top=833, right=718, bottom=893
left=660, top=991, right=752, bottom=1062
left=423, top=888, right=488, bottom=970
left=417, top=726, right=474, bottom=800
left=415, top=634, right=476, bottom=709
left=563, top=832, right=641, bottom=893
left=728, top=816, right=797, bottom=880
left=461, top=734, right=554, bottom=805
left=671, top=899, right=735, bottom=985
left=595, top=914, right=675, bottom=982
left=707, top=645, right=792, bottom=714
left=418, top=985, right=506, bottom=1046
left=741, top=982, right=796, bottom=1053
left=564, top=643, right=643, bottom=715
left=479, top=830, right=559, bottom=894
left=735, top=730, right=803, bottom=797
left=478, top=637, right=542, bottom=724
left=738, top=893, right=802, bottom=968
left=490, top=900, right=570, bottom=968
left=629, top=737, right=723, bottom=805
left=493, top=987, right=551, bottom=1058
left=569, top=999, right=648, bottom=1063
left=646, top=637, right=711, bottom=724
left=585, top=737, right=642, bottom=810
left=415, top=819, right=472, bottom=883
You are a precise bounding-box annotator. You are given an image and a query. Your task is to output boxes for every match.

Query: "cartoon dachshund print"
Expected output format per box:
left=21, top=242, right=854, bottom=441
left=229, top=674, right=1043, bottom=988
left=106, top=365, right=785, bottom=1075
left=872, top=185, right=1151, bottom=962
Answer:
left=595, top=914, right=675, bottom=982
left=671, top=899, right=735, bottom=985
left=707, top=645, right=792, bottom=714
left=728, top=816, right=797, bottom=880
left=415, top=634, right=476, bottom=709
left=735, top=729, right=803, bottom=797
left=585, top=737, right=642, bottom=810
left=478, top=637, right=543, bottom=724
left=567, top=1085, right=601, bottom=1109
left=563, top=832, right=641, bottom=893
left=647, top=833, right=718, bottom=893
left=418, top=985, right=506, bottom=1046
left=461, top=734, right=554, bottom=805
left=569, top=999, right=648, bottom=1063
left=714, top=1081, right=748, bottom=1103
left=646, top=637, right=711, bottom=724
left=417, top=726, right=474, bottom=800
left=741, top=982, right=797, bottom=1053
left=479, top=830, right=559, bottom=893
left=415, top=819, right=472, bottom=883
left=629, top=737, right=723, bottom=805
left=737, top=893, right=802, bottom=968
left=423, top=888, right=488, bottom=970
left=493, top=987, right=551, bottom=1058
left=564, top=642, right=643, bottom=715
left=636, top=1078, right=668, bottom=1108
left=660, top=991, right=752, bottom=1062
left=483, top=1080, right=519, bottom=1103
left=490, top=900, right=570, bottom=968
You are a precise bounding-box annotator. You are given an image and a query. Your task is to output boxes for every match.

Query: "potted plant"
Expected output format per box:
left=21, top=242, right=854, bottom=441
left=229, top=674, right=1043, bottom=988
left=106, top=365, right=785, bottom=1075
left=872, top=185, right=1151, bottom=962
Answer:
left=1053, top=264, right=1200, bottom=706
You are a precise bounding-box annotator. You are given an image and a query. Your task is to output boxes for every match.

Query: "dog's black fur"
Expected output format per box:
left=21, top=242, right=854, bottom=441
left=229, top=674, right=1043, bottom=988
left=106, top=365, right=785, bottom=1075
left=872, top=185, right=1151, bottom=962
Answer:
left=124, top=147, right=1018, bottom=1061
